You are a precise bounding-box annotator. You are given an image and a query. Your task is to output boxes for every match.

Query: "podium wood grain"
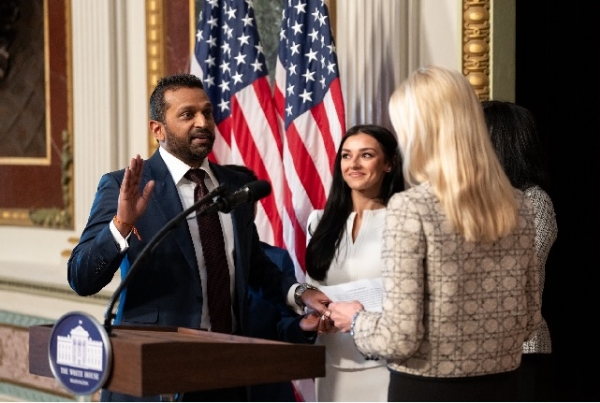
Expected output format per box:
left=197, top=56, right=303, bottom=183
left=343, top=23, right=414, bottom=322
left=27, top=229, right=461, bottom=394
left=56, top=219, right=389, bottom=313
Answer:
left=29, top=324, right=325, bottom=397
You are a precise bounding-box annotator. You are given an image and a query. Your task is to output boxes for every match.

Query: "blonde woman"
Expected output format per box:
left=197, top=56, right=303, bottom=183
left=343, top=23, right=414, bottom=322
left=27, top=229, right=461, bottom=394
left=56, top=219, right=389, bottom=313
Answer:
left=328, top=66, right=542, bottom=401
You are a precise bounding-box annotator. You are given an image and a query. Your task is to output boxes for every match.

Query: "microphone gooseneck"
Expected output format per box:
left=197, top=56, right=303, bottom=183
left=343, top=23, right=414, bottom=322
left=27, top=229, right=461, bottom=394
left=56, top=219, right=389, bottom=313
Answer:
left=103, top=180, right=272, bottom=334
left=103, top=184, right=226, bottom=334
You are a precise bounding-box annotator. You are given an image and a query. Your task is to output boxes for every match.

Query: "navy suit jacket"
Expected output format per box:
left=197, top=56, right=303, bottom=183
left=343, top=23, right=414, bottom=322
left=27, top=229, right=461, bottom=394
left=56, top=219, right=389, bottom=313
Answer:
left=247, top=243, right=300, bottom=402
left=68, top=150, right=296, bottom=335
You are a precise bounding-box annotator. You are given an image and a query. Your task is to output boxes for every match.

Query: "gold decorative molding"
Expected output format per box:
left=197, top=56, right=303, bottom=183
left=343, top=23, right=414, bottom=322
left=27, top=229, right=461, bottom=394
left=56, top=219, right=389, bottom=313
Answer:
left=328, top=0, right=336, bottom=39
left=66, top=0, right=74, bottom=222
left=0, top=209, right=32, bottom=226
left=462, top=0, right=490, bottom=100
left=146, top=0, right=165, bottom=157
left=189, top=0, right=196, bottom=57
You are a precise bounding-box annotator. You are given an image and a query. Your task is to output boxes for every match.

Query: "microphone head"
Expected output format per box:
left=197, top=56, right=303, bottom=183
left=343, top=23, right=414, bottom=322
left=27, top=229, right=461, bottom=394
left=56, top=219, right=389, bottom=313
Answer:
left=245, top=180, right=271, bottom=202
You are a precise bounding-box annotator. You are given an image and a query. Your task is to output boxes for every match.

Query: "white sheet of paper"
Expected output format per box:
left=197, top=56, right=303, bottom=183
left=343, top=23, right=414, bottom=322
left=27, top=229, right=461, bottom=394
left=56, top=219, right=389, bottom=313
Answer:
left=319, top=277, right=383, bottom=312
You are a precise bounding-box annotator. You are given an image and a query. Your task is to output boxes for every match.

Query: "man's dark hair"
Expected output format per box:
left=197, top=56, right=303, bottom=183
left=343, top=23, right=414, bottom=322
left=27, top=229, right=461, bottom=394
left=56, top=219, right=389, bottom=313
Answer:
left=149, top=73, right=204, bottom=123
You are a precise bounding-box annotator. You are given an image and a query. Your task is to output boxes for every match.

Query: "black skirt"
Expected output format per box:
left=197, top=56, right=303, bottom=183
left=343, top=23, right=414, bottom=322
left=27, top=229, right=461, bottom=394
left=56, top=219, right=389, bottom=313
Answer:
left=388, top=369, right=519, bottom=402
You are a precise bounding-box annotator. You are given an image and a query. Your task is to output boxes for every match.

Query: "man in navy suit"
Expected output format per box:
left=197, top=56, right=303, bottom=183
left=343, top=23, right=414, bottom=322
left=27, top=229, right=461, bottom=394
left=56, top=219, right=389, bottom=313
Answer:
left=67, top=73, right=329, bottom=401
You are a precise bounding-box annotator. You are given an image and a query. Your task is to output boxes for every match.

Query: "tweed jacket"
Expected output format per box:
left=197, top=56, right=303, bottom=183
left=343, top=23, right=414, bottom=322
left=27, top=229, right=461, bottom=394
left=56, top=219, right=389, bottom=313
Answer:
left=522, top=185, right=557, bottom=354
left=352, top=182, right=542, bottom=378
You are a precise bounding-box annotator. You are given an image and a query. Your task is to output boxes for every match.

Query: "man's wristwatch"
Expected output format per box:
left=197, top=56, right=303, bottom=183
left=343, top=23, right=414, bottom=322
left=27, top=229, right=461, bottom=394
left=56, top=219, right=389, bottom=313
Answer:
left=294, top=283, right=319, bottom=310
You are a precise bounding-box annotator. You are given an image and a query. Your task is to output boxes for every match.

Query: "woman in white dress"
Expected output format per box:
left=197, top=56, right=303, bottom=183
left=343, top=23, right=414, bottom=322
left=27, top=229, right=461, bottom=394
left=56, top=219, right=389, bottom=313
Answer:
left=305, top=124, right=404, bottom=402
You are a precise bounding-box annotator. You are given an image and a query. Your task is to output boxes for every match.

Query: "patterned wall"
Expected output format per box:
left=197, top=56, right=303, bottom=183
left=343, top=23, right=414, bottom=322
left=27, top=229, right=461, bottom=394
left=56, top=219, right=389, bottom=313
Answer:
left=0, top=311, right=99, bottom=401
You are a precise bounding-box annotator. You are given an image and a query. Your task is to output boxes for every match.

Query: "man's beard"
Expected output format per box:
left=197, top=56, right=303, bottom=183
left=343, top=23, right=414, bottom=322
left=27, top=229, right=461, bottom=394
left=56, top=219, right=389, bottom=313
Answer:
left=163, top=125, right=214, bottom=163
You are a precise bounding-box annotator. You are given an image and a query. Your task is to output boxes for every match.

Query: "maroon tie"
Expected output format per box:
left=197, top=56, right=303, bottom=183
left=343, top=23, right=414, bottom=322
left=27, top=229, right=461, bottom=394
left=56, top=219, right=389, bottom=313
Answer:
left=185, top=169, right=233, bottom=334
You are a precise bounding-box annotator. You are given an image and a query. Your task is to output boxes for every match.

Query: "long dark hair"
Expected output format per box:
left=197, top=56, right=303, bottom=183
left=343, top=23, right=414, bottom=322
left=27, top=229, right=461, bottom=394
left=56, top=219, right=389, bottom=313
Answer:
left=482, top=100, right=550, bottom=192
left=305, top=124, right=404, bottom=281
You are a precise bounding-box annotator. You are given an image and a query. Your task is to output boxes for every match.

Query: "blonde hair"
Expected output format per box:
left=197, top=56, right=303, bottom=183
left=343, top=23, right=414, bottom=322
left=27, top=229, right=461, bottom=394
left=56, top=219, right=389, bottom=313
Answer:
left=389, top=66, right=517, bottom=242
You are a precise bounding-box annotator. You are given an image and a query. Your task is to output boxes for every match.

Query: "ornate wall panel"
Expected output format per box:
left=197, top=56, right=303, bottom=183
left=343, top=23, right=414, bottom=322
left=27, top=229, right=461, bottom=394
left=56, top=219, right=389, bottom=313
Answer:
left=0, top=0, right=74, bottom=229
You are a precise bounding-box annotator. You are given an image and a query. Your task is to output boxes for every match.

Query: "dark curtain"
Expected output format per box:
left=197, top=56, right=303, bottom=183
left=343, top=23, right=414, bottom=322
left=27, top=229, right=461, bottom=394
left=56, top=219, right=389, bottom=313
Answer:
left=515, top=2, right=600, bottom=401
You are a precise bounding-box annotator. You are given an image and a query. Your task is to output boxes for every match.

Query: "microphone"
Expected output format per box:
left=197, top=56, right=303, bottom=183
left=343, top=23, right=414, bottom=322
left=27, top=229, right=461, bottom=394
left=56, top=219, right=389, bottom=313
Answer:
left=201, top=180, right=272, bottom=215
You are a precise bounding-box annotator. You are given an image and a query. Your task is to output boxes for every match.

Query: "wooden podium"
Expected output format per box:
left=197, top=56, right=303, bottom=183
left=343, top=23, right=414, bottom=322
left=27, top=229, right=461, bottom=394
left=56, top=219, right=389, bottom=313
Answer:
left=29, top=324, right=325, bottom=397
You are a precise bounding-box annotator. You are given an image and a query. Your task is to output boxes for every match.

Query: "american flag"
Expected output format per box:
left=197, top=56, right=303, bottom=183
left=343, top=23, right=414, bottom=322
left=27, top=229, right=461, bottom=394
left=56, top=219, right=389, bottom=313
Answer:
left=274, top=0, right=346, bottom=280
left=191, top=0, right=285, bottom=247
